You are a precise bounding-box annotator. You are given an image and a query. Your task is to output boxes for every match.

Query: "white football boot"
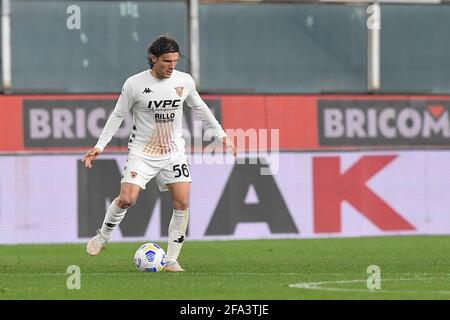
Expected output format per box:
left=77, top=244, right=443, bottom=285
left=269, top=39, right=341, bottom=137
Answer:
left=86, top=230, right=108, bottom=256
left=163, top=259, right=185, bottom=272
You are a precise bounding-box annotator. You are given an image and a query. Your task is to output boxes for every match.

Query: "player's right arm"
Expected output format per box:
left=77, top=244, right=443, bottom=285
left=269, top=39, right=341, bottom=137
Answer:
left=82, top=79, right=135, bottom=169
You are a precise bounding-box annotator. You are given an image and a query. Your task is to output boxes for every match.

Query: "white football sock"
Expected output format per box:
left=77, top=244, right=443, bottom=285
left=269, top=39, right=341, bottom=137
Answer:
left=166, top=208, right=189, bottom=262
left=100, top=199, right=128, bottom=239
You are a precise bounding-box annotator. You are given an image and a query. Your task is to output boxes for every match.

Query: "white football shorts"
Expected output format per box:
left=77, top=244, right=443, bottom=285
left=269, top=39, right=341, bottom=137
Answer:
left=121, top=152, right=191, bottom=191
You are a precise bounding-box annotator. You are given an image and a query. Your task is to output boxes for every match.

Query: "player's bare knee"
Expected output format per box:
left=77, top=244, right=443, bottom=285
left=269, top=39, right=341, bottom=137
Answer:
left=115, top=199, right=129, bottom=209
left=173, top=199, right=189, bottom=211
left=116, top=196, right=136, bottom=209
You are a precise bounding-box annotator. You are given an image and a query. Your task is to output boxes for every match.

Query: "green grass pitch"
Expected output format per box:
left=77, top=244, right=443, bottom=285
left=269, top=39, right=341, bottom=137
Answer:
left=1, top=236, right=450, bottom=300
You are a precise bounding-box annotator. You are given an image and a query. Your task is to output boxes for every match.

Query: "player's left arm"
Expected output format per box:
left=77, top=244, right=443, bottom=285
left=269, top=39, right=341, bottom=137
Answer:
left=185, top=76, right=237, bottom=157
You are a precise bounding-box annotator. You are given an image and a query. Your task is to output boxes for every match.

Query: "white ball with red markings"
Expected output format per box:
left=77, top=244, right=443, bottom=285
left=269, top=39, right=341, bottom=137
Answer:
left=134, top=243, right=166, bottom=272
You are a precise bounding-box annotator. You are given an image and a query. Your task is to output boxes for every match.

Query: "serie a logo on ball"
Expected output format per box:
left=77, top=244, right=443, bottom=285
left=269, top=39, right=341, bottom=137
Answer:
left=134, top=243, right=166, bottom=272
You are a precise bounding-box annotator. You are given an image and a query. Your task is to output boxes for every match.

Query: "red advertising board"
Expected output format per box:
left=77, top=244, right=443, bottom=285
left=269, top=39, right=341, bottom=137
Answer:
left=2, top=94, right=450, bottom=153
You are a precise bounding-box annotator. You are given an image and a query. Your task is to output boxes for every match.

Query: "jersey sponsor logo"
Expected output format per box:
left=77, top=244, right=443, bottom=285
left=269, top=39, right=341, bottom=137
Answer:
left=174, top=86, right=184, bottom=97
left=155, top=112, right=175, bottom=123
left=142, top=88, right=153, bottom=94
left=148, top=99, right=181, bottom=110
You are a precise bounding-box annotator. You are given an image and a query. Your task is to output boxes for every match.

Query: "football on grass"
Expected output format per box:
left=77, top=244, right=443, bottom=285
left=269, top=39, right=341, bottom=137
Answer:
left=134, top=243, right=166, bottom=272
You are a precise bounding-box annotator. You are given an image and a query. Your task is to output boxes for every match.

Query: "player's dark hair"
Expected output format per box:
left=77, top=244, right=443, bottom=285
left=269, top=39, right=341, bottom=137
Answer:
left=147, top=35, right=182, bottom=68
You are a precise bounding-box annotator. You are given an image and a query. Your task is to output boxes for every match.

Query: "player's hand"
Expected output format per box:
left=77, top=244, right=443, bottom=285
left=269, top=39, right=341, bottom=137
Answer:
left=222, top=136, right=237, bottom=157
left=82, top=147, right=102, bottom=168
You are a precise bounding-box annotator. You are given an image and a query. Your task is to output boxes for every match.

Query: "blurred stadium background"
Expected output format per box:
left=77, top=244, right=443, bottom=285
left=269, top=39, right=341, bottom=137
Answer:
left=1, top=0, right=450, bottom=254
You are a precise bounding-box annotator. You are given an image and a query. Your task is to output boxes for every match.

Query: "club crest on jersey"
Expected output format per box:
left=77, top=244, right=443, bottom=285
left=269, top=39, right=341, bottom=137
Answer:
left=175, top=86, right=184, bottom=97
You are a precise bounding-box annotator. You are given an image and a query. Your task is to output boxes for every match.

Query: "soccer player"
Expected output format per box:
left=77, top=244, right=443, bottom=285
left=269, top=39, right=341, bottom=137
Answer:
left=82, top=35, right=237, bottom=272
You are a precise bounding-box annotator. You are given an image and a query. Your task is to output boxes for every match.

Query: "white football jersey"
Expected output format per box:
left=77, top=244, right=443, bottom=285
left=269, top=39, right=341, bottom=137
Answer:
left=95, top=69, right=226, bottom=158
